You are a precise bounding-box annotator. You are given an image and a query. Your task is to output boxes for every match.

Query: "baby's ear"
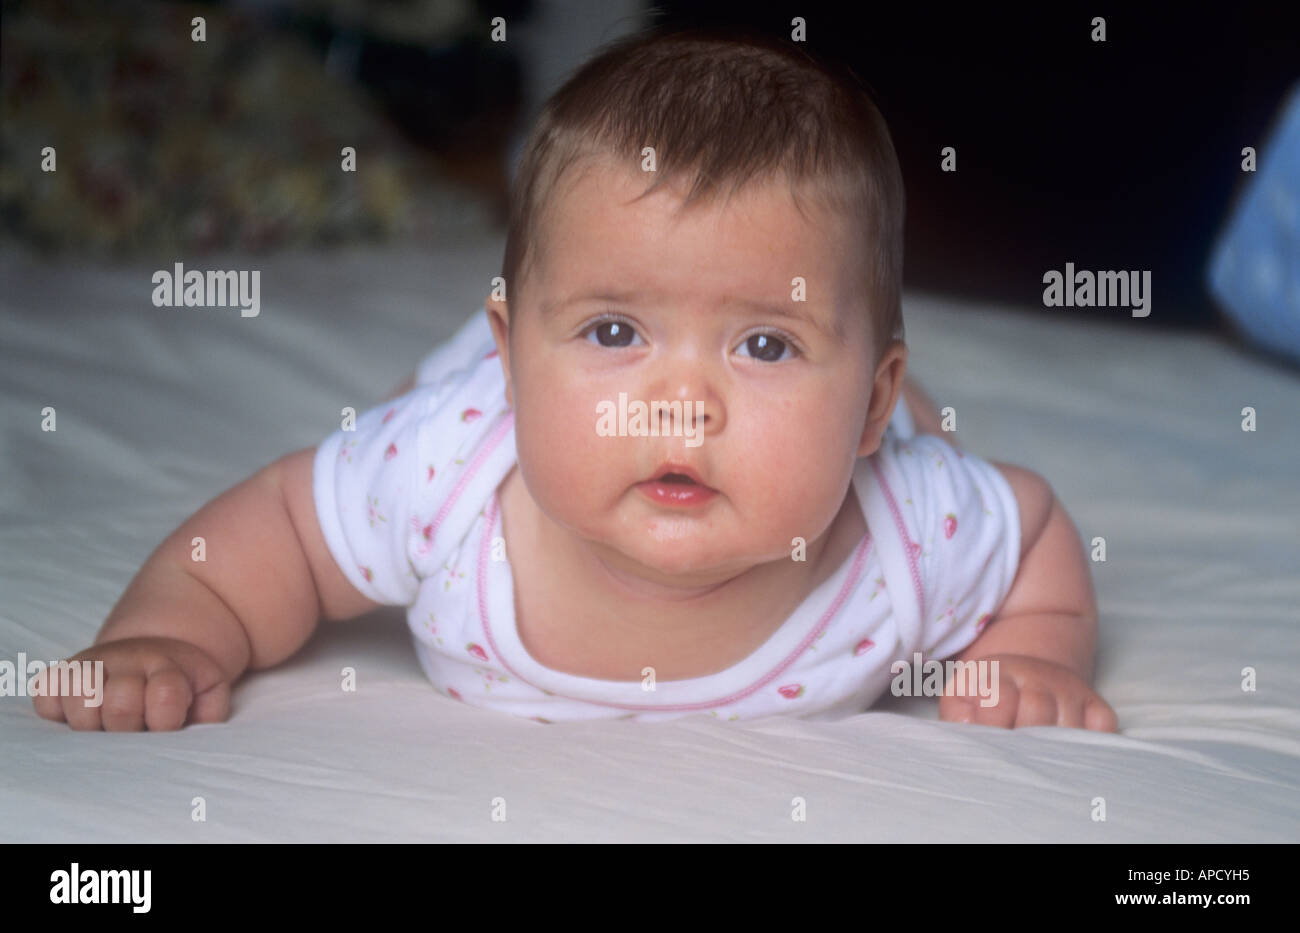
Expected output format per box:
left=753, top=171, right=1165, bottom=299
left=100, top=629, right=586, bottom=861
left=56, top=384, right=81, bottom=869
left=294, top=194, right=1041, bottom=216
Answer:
left=486, top=293, right=510, bottom=328
left=858, top=342, right=907, bottom=456
left=484, top=298, right=513, bottom=406
left=855, top=402, right=892, bottom=458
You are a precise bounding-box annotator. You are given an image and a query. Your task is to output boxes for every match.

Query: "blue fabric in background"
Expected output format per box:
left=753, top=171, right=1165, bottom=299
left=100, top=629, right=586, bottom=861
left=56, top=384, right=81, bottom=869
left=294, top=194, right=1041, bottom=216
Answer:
left=1208, top=82, right=1300, bottom=368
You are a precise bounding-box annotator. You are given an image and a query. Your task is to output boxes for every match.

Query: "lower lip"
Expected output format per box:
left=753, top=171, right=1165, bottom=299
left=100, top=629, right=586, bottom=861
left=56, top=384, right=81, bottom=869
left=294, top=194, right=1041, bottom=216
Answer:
left=636, top=480, right=718, bottom=507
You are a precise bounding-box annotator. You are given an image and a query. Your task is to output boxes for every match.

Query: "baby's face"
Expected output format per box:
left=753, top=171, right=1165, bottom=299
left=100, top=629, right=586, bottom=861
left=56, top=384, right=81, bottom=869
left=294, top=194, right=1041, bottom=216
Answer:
left=489, top=159, right=887, bottom=588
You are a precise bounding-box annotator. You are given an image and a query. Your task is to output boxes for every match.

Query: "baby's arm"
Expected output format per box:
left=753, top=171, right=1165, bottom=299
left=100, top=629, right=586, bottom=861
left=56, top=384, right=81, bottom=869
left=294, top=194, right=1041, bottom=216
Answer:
left=32, top=448, right=380, bottom=730
left=937, top=463, right=1118, bottom=731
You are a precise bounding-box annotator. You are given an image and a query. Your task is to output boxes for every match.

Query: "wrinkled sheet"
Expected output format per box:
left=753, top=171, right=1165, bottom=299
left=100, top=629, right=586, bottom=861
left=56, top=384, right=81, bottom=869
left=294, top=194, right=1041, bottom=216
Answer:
left=2, top=239, right=1297, bottom=842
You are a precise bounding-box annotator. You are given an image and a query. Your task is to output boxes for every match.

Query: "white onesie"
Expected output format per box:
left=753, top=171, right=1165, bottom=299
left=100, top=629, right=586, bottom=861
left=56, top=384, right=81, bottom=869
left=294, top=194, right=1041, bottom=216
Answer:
left=312, top=309, right=1021, bottom=723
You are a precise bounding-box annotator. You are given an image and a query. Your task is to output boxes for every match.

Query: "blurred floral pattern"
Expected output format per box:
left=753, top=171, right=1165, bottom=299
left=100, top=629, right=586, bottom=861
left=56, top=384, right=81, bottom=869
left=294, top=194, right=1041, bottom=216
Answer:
left=0, top=0, right=497, bottom=254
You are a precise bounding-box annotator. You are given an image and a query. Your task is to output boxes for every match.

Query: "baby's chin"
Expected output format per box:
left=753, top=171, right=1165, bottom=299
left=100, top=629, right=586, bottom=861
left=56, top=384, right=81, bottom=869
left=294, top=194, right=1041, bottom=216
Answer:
left=584, top=522, right=793, bottom=588
left=532, top=484, right=809, bottom=582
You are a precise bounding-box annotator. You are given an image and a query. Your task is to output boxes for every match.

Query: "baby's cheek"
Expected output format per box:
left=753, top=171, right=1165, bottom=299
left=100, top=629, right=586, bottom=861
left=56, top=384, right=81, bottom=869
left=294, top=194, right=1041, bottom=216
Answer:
left=732, top=402, right=853, bottom=531
left=513, top=387, right=619, bottom=514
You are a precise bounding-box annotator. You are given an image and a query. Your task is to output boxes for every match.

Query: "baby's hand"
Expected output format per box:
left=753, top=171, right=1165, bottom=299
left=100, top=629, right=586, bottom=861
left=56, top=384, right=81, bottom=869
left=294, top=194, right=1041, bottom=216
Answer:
left=30, top=637, right=232, bottom=732
left=937, top=653, right=1118, bottom=732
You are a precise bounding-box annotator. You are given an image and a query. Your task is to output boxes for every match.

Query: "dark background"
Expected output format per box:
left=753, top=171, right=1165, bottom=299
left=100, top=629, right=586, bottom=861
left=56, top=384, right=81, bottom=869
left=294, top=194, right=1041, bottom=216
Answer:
left=4, top=0, right=1296, bottom=337
left=646, top=2, right=1298, bottom=335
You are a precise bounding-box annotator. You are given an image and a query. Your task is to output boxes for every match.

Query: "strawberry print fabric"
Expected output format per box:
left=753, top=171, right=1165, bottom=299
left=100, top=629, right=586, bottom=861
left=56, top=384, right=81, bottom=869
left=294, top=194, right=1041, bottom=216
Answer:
left=312, top=310, right=1021, bottom=722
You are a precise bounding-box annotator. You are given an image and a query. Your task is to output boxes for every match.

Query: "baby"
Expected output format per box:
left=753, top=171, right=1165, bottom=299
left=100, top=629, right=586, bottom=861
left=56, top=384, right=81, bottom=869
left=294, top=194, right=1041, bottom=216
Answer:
left=33, top=28, right=1117, bottom=732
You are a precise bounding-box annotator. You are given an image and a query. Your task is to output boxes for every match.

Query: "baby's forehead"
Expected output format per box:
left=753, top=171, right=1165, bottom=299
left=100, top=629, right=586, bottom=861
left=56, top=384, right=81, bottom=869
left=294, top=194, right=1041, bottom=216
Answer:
left=526, top=156, right=874, bottom=320
left=554, top=155, right=843, bottom=218
left=541, top=160, right=864, bottom=265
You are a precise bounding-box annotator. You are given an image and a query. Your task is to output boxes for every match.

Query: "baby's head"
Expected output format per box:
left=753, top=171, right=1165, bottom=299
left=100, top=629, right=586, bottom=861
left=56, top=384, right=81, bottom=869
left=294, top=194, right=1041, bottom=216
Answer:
left=485, top=27, right=907, bottom=589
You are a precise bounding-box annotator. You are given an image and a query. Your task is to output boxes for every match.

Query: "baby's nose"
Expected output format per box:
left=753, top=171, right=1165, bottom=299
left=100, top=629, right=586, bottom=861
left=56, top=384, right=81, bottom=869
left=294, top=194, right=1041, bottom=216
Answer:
left=651, top=399, right=706, bottom=425
left=650, top=397, right=722, bottom=441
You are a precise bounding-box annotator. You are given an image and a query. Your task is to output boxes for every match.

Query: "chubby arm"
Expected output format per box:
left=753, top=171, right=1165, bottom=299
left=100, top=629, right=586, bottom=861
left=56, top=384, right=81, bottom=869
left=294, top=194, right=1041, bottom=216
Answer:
left=34, top=447, right=386, bottom=731
left=951, top=463, right=1099, bottom=678
left=936, top=462, right=1116, bottom=731
left=897, top=379, right=1096, bottom=673
left=94, top=447, right=383, bottom=677
left=278, top=446, right=388, bottom=625
left=881, top=381, right=1114, bottom=730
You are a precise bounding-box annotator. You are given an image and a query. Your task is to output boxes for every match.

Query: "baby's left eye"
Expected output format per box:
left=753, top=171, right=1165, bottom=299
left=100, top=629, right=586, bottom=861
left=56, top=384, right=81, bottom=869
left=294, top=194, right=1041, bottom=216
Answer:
left=735, top=333, right=794, bottom=362
left=583, top=318, right=642, bottom=348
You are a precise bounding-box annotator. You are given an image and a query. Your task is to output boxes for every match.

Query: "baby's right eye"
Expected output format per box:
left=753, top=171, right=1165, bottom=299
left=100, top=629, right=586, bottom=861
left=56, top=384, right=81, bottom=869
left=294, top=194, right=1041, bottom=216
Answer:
left=583, top=317, right=642, bottom=348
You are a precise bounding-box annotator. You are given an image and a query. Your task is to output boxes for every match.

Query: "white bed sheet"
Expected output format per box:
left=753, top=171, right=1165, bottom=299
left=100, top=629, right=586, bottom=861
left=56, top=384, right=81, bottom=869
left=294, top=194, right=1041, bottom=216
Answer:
left=2, top=239, right=1297, bottom=842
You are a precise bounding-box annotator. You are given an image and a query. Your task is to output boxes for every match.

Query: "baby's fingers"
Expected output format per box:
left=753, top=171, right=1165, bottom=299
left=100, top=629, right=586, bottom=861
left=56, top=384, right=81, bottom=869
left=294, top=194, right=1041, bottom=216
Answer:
left=188, top=681, right=231, bottom=725
left=57, top=670, right=106, bottom=731
left=100, top=673, right=146, bottom=732
left=940, top=679, right=1021, bottom=729
left=1012, top=688, right=1060, bottom=728
left=30, top=668, right=67, bottom=723
left=144, top=667, right=194, bottom=732
left=1084, top=695, right=1119, bottom=733
left=1040, top=685, right=1119, bottom=732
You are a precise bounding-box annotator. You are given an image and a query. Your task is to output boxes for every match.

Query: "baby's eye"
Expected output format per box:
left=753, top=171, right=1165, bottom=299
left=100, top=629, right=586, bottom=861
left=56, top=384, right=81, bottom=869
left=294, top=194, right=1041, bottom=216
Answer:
left=735, top=332, right=794, bottom=362
left=583, top=318, right=642, bottom=348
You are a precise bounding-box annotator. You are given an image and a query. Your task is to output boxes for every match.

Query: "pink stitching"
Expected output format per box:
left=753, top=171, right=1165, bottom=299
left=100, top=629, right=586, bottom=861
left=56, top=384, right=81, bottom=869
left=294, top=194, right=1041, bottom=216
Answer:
left=425, top=411, right=514, bottom=544
left=477, top=495, right=873, bottom=713
left=870, top=458, right=925, bottom=624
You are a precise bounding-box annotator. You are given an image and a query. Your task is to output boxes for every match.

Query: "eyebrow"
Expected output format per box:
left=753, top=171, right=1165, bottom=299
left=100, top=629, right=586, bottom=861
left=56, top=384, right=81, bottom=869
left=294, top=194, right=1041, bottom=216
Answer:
left=542, top=290, right=847, bottom=342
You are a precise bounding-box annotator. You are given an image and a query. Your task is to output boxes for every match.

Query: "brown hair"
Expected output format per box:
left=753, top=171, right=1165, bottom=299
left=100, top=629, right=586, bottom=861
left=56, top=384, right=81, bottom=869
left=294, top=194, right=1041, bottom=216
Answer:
left=501, top=25, right=906, bottom=356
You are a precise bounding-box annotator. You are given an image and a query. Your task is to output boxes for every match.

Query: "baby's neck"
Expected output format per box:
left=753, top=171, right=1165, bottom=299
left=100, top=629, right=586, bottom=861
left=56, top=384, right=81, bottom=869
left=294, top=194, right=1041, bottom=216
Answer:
left=501, top=466, right=865, bottom=679
left=586, top=549, right=742, bottom=603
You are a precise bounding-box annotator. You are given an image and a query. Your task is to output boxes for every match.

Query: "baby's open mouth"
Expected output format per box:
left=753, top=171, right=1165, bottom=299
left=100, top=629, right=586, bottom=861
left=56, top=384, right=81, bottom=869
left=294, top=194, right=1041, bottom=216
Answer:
left=657, top=472, right=696, bottom=484
left=637, top=468, right=718, bottom=508
left=638, top=464, right=717, bottom=507
left=646, top=463, right=712, bottom=488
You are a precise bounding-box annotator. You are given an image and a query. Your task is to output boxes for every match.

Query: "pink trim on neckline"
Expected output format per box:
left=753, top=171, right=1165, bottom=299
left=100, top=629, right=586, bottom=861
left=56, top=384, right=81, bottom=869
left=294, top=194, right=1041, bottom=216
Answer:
left=869, top=458, right=926, bottom=624
left=476, top=494, right=873, bottom=712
